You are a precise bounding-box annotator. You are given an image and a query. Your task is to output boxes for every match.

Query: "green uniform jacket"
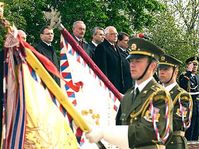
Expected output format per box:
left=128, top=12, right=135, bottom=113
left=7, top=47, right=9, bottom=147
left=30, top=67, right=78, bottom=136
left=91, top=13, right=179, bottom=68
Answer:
left=116, top=79, right=173, bottom=149
left=166, top=84, right=193, bottom=149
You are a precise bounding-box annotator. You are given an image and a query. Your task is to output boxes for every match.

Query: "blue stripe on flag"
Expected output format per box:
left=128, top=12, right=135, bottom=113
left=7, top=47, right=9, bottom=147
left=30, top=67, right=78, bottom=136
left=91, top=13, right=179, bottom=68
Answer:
left=60, top=54, right=67, bottom=60
left=60, top=66, right=67, bottom=71
left=19, top=82, right=26, bottom=148
left=31, top=70, right=38, bottom=81
left=65, top=84, right=69, bottom=90
left=11, top=94, right=20, bottom=149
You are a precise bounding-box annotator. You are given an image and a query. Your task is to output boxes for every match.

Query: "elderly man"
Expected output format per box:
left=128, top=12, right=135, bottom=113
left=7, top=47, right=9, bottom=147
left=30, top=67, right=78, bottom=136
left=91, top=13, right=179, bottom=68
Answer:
left=87, top=38, right=173, bottom=149
left=72, top=20, right=91, bottom=57
left=93, top=26, right=128, bottom=94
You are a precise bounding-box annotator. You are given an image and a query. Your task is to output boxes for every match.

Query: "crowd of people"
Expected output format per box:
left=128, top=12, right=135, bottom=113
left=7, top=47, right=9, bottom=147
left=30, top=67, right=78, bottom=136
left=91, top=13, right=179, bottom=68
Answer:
left=0, top=19, right=199, bottom=149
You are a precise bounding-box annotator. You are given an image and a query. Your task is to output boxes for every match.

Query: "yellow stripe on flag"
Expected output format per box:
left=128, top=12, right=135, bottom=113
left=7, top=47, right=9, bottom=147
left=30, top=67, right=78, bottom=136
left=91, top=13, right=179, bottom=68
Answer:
left=25, top=47, right=90, bottom=132
left=22, top=63, right=78, bottom=148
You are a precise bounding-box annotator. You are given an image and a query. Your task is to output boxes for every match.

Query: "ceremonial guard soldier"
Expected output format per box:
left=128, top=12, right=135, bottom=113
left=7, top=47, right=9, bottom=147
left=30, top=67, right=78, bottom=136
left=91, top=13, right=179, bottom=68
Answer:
left=86, top=38, right=173, bottom=149
left=179, top=56, right=199, bottom=141
left=158, top=54, right=193, bottom=149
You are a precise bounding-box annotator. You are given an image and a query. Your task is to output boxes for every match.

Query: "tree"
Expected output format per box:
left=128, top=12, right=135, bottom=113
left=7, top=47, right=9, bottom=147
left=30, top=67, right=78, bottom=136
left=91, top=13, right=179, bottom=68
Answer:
left=0, top=0, right=48, bottom=47
left=146, top=0, right=199, bottom=69
left=0, top=0, right=165, bottom=49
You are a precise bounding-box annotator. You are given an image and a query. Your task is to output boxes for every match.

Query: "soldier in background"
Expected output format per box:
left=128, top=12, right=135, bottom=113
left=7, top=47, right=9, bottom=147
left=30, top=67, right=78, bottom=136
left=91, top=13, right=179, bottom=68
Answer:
left=179, top=56, right=199, bottom=141
left=86, top=38, right=173, bottom=149
left=158, top=54, right=193, bottom=149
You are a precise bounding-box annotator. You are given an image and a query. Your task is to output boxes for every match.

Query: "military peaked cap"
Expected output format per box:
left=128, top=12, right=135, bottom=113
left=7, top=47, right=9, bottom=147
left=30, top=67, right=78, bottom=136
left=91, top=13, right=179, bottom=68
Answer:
left=159, top=54, right=182, bottom=68
left=127, top=37, right=164, bottom=60
left=185, top=56, right=199, bottom=64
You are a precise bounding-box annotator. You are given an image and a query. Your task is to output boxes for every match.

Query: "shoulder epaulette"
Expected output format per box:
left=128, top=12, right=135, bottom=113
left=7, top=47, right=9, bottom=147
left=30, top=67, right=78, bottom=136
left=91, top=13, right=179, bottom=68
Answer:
left=180, top=91, right=191, bottom=100
left=177, top=87, right=190, bottom=97
left=150, top=84, right=162, bottom=91
left=173, top=88, right=192, bottom=105
left=153, top=91, right=168, bottom=102
left=181, top=71, right=186, bottom=75
left=151, top=84, right=170, bottom=102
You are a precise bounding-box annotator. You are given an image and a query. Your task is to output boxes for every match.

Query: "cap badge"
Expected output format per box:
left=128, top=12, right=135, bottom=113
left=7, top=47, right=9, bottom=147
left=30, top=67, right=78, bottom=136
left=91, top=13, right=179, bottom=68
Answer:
left=131, top=44, right=137, bottom=51
left=160, top=56, right=165, bottom=62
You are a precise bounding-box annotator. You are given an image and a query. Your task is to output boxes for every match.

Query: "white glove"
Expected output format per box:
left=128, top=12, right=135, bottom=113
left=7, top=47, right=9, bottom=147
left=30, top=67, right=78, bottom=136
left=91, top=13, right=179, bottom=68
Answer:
left=86, top=125, right=129, bottom=149
left=85, top=126, right=103, bottom=143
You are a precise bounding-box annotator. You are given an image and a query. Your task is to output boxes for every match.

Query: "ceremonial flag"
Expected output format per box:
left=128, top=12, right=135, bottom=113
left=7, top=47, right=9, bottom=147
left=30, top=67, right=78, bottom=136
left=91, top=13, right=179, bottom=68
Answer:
left=60, top=28, right=122, bottom=148
left=1, top=28, right=79, bottom=149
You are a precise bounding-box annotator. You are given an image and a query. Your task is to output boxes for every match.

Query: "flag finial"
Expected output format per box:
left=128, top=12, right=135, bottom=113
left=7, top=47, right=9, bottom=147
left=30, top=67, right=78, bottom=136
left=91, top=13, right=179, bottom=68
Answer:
left=43, top=7, right=62, bottom=30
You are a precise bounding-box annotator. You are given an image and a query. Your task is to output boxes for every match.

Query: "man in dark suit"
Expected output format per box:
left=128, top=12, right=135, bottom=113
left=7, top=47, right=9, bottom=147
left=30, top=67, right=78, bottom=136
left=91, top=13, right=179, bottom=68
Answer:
left=117, top=32, right=133, bottom=93
left=86, top=38, right=173, bottom=149
left=34, top=26, right=60, bottom=85
left=179, top=56, right=199, bottom=141
left=158, top=54, right=193, bottom=149
left=72, top=20, right=91, bottom=57
left=93, top=26, right=128, bottom=94
left=88, top=27, right=104, bottom=59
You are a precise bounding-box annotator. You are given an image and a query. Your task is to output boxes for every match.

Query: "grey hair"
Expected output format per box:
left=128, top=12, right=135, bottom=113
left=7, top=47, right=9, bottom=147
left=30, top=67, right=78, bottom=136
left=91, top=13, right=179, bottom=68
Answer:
left=104, top=26, right=115, bottom=35
left=91, top=27, right=104, bottom=36
left=72, top=20, right=85, bottom=29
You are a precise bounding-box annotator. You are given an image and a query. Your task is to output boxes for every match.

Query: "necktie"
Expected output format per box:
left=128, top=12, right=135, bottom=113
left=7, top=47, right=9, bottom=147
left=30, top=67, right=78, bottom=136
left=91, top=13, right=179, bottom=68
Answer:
left=132, top=88, right=139, bottom=102
left=79, top=40, right=83, bottom=48
left=111, top=45, right=116, bottom=51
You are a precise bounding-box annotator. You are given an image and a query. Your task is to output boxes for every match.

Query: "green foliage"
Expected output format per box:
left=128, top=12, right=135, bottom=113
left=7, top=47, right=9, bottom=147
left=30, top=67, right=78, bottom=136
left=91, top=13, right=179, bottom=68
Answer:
left=147, top=9, right=199, bottom=73
left=1, top=0, right=198, bottom=75
left=0, top=0, right=164, bottom=50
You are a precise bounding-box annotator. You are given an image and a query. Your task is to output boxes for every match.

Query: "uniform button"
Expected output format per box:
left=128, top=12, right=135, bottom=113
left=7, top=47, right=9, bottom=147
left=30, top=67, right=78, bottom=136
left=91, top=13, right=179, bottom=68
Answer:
left=134, top=117, right=137, bottom=120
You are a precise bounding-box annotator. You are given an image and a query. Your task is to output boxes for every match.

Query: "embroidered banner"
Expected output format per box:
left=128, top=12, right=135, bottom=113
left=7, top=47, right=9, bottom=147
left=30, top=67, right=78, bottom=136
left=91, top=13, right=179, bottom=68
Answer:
left=60, top=29, right=121, bottom=148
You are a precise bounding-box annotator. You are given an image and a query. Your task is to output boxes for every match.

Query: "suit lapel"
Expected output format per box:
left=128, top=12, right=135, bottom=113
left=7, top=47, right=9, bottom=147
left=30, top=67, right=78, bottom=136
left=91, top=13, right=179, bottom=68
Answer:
left=104, top=39, right=119, bottom=55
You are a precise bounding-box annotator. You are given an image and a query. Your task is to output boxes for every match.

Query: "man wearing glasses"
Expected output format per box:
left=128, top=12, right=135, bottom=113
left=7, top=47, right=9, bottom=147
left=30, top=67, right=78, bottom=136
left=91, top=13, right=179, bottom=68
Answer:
left=93, top=26, right=127, bottom=94
left=179, top=56, right=199, bottom=141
